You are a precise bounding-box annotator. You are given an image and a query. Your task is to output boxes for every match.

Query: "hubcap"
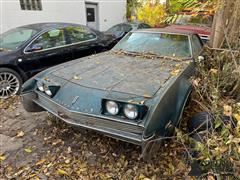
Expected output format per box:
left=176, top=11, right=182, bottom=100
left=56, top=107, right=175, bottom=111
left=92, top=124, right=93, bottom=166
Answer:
left=0, top=72, right=20, bottom=98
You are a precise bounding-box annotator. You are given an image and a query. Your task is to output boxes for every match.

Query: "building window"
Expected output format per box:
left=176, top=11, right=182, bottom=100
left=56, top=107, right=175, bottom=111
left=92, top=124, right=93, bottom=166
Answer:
left=20, top=0, right=42, bottom=11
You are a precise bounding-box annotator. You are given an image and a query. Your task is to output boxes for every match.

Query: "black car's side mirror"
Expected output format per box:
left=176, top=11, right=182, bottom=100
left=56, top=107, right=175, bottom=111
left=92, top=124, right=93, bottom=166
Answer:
left=26, top=43, right=43, bottom=52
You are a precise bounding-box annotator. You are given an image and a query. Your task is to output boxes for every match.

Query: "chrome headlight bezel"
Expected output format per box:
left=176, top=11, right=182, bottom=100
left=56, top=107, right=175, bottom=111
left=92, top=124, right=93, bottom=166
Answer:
left=105, top=100, right=120, bottom=115
left=36, top=81, right=44, bottom=92
left=123, top=104, right=139, bottom=120
left=35, top=79, right=60, bottom=97
left=102, top=99, right=148, bottom=120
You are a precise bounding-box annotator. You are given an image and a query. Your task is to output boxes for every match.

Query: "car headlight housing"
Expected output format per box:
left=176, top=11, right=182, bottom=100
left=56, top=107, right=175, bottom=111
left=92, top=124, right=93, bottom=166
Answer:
left=36, top=79, right=60, bottom=97
left=36, top=81, right=44, bottom=92
left=124, top=104, right=138, bottom=120
left=43, top=85, right=52, bottom=96
left=106, top=101, right=119, bottom=115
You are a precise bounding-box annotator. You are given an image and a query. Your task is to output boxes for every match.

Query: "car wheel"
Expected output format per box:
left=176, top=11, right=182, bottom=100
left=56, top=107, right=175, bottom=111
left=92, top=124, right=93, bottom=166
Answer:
left=187, top=112, right=214, bottom=133
left=0, top=68, right=22, bottom=98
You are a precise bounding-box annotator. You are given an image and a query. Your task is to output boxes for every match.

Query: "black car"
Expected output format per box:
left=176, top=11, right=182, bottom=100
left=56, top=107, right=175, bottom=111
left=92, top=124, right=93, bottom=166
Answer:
left=0, top=22, right=117, bottom=98
left=105, top=22, right=152, bottom=41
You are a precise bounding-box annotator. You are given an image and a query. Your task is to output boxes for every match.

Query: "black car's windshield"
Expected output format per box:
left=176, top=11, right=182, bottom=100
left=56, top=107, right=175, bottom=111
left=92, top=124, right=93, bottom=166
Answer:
left=0, top=27, right=38, bottom=51
left=175, top=14, right=213, bottom=27
left=113, top=32, right=191, bottom=58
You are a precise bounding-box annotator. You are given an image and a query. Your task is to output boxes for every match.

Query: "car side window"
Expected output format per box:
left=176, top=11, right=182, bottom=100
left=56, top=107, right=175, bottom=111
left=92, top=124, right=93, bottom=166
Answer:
left=122, top=24, right=132, bottom=32
left=192, top=35, right=203, bottom=57
left=66, top=26, right=97, bottom=44
left=30, top=28, right=66, bottom=50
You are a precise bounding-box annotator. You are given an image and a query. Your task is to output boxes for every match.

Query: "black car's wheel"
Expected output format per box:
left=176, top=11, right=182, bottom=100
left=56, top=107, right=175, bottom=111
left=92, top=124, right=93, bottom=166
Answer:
left=0, top=68, right=22, bottom=98
left=187, top=112, right=214, bottom=133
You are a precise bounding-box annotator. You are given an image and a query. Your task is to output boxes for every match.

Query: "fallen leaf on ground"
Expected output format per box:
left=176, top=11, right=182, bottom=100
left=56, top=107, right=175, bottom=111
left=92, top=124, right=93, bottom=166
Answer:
left=36, top=159, right=46, bottom=166
left=24, top=148, right=32, bottom=153
left=57, top=169, right=68, bottom=175
left=16, top=131, right=25, bottom=137
left=223, top=105, right=232, bottom=116
left=0, top=155, right=6, bottom=161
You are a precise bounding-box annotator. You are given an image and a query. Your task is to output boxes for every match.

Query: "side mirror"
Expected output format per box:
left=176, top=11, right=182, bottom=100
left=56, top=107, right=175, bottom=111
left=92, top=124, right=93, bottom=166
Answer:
left=198, top=55, right=205, bottom=61
left=26, top=43, right=43, bottom=52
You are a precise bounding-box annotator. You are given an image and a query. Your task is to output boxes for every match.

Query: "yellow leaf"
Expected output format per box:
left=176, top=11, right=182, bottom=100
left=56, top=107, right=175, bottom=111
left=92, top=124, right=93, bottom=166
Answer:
left=24, top=148, right=32, bottom=153
left=223, top=105, right=232, bottom=116
left=0, top=155, right=6, bottom=161
left=36, top=159, right=46, bottom=166
left=73, top=75, right=82, bottom=80
left=171, top=69, right=180, bottom=76
left=234, top=113, right=240, bottom=121
left=143, top=93, right=152, bottom=98
left=210, top=68, right=218, bottom=74
left=16, top=131, right=25, bottom=137
left=57, top=169, right=68, bottom=175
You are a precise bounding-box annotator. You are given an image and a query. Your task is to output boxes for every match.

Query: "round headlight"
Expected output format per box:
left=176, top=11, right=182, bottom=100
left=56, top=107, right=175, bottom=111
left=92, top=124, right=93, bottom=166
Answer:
left=124, top=104, right=138, bottom=120
left=106, top=101, right=119, bottom=115
left=43, top=85, right=52, bottom=96
left=37, top=81, right=44, bottom=92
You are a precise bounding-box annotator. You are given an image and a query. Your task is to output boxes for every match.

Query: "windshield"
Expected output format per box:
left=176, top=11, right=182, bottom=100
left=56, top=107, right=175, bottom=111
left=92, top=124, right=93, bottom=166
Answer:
left=113, top=32, right=191, bottom=58
left=0, top=27, right=38, bottom=51
left=175, top=14, right=213, bottom=27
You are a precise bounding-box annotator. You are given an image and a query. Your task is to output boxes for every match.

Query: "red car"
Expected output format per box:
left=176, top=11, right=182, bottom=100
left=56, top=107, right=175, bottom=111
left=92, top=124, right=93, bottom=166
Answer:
left=167, top=11, right=213, bottom=43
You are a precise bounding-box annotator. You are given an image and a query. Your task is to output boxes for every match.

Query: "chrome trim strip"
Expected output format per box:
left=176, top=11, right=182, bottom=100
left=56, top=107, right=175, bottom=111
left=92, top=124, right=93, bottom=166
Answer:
left=23, top=27, right=97, bottom=54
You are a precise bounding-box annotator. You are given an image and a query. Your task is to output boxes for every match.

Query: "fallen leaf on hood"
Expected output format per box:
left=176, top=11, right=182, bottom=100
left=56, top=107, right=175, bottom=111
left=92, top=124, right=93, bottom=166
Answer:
left=73, top=75, right=82, bottom=80
left=170, top=69, right=180, bottom=76
left=143, top=93, right=152, bottom=98
left=16, top=131, right=25, bottom=138
left=43, top=77, right=50, bottom=81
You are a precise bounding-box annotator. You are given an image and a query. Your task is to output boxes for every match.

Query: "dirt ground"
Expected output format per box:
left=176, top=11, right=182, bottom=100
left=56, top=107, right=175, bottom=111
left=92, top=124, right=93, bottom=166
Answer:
left=0, top=97, right=195, bottom=179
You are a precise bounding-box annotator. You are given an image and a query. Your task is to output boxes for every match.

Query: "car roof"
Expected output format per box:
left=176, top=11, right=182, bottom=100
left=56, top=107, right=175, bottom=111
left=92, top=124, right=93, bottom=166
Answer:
left=134, top=28, right=197, bottom=35
left=19, top=22, right=83, bottom=31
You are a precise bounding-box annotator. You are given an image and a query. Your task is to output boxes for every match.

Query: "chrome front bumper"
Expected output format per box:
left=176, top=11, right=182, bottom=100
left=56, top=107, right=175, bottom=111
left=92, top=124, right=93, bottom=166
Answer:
left=22, top=92, right=147, bottom=145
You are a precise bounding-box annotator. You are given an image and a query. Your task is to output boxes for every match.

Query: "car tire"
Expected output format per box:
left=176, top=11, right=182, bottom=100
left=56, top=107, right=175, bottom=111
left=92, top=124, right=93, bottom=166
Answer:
left=187, top=112, right=214, bottom=133
left=0, top=68, right=23, bottom=98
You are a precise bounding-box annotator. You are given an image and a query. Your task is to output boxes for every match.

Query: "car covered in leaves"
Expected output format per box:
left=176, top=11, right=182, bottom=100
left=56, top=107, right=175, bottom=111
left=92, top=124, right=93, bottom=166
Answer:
left=21, top=29, right=203, bottom=150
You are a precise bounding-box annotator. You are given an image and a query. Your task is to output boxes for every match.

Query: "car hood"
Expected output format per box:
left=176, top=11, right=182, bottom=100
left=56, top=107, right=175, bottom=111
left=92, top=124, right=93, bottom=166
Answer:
left=50, top=52, right=189, bottom=97
left=168, top=24, right=211, bottom=35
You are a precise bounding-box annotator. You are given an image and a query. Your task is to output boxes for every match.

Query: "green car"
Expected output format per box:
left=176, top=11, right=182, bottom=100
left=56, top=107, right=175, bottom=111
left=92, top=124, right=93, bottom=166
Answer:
left=21, top=28, right=203, bottom=149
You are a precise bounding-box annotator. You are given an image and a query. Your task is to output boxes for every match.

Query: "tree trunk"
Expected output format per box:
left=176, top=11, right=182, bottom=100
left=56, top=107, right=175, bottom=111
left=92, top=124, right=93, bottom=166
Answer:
left=210, top=0, right=240, bottom=49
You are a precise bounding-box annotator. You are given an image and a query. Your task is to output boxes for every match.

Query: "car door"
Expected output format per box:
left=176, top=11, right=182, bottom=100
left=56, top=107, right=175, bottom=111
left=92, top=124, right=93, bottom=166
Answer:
left=65, top=26, right=100, bottom=59
left=23, top=28, right=72, bottom=72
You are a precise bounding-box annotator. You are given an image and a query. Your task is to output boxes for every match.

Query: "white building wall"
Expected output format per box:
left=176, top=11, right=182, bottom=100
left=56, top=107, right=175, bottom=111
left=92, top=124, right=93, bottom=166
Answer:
left=0, top=0, right=126, bottom=33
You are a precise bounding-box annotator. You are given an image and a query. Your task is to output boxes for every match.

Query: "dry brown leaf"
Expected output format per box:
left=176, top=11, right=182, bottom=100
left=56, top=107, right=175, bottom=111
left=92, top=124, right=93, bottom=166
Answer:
left=73, top=75, right=82, bottom=80
left=223, top=105, right=232, bottom=116
left=16, top=131, right=25, bottom=138
left=0, top=155, right=6, bottom=161
left=143, top=93, right=152, bottom=98
left=170, top=69, right=180, bottom=76
left=35, top=159, right=46, bottom=166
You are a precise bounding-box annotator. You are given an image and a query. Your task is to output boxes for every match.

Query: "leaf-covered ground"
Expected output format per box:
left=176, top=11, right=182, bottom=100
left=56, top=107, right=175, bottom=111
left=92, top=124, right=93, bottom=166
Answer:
left=0, top=97, right=198, bottom=180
